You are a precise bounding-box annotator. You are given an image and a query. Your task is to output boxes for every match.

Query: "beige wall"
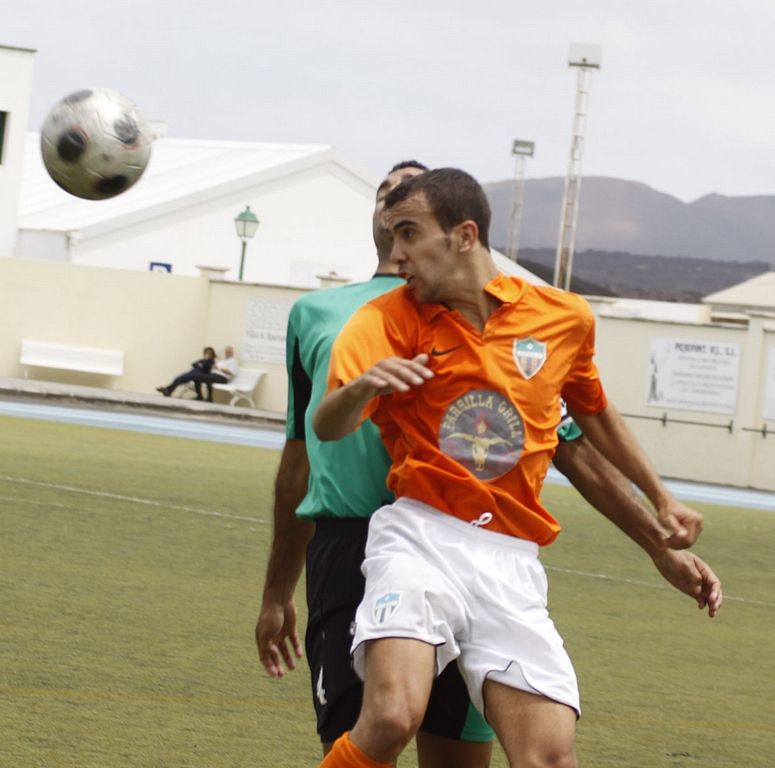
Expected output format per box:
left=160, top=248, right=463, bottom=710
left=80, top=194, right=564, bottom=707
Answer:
left=590, top=301, right=775, bottom=491
left=0, top=257, right=772, bottom=491
left=0, top=258, right=312, bottom=413
left=204, top=279, right=310, bottom=413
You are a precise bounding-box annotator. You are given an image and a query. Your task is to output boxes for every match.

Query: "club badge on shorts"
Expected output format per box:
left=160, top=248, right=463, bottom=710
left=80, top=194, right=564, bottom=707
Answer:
left=374, top=592, right=400, bottom=623
left=513, top=337, right=547, bottom=380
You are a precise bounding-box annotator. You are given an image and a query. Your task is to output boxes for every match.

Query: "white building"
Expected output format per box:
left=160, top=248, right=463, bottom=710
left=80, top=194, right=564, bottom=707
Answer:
left=15, top=135, right=543, bottom=288
left=0, top=44, right=35, bottom=258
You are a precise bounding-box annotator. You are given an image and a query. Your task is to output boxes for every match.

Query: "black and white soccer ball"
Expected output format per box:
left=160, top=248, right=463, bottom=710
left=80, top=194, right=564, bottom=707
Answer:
left=40, top=87, right=152, bottom=200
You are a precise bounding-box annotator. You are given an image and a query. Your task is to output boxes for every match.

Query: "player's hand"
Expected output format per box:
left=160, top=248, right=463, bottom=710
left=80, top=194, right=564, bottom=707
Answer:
left=256, top=599, right=303, bottom=677
left=651, top=549, right=722, bottom=618
left=352, top=354, right=434, bottom=399
left=656, top=498, right=703, bottom=549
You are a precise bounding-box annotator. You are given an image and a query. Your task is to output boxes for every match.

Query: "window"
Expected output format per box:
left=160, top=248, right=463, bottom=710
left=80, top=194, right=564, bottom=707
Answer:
left=0, top=111, right=7, bottom=164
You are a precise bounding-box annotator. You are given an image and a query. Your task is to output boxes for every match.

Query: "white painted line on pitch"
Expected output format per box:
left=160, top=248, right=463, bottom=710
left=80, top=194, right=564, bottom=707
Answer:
left=545, top=565, right=773, bottom=609
left=1, top=474, right=765, bottom=610
left=544, top=466, right=775, bottom=513
left=2, top=402, right=774, bottom=511
left=0, top=474, right=268, bottom=525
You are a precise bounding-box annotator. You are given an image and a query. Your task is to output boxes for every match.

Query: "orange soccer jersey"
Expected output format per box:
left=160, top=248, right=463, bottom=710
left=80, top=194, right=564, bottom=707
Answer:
left=326, top=274, right=608, bottom=545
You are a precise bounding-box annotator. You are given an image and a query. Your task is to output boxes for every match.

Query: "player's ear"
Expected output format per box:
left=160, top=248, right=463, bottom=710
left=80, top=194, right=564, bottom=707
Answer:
left=454, top=220, right=479, bottom=253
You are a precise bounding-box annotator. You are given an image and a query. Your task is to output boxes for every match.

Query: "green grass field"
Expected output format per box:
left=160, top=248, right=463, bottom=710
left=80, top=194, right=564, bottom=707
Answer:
left=1, top=414, right=773, bottom=767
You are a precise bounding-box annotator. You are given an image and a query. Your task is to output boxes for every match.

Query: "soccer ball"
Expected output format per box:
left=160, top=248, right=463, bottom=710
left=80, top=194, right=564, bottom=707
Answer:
left=40, top=87, right=152, bottom=200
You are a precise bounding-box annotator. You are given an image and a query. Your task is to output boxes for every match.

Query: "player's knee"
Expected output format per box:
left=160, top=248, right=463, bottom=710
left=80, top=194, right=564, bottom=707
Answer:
left=359, top=699, right=423, bottom=752
left=521, top=743, right=577, bottom=768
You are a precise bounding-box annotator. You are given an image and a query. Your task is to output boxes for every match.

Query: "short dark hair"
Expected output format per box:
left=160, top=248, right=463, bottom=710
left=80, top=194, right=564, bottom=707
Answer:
left=384, top=168, right=490, bottom=250
left=203, top=346, right=216, bottom=356
left=388, top=159, right=429, bottom=174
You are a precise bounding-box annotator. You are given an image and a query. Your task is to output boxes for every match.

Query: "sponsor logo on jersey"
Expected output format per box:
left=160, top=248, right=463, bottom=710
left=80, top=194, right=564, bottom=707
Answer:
left=439, top=389, right=524, bottom=480
left=513, top=337, right=547, bottom=380
left=374, top=592, right=401, bottom=623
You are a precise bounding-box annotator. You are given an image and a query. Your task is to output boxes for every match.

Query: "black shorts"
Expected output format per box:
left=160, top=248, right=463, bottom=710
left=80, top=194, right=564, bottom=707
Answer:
left=305, top=516, right=492, bottom=744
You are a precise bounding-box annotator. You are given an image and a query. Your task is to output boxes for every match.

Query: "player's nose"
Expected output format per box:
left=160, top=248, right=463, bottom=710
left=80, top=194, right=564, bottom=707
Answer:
left=389, top=240, right=404, bottom=266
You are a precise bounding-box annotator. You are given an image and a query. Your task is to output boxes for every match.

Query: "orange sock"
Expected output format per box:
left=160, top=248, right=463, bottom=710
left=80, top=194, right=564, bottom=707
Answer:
left=319, top=732, right=392, bottom=768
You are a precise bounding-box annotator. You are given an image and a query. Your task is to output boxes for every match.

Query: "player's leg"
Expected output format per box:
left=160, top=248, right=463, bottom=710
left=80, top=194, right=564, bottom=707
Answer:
left=415, top=732, right=492, bottom=768
left=330, top=501, right=469, bottom=765
left=416, top=661, right=493, bottom=768
left=306, top=518, right=371, bottom=754
left=451, top=520, right=580, bottom=767
left=484, top=682, right=577, bottom=768
left=349, top=637, right=436, bottom=762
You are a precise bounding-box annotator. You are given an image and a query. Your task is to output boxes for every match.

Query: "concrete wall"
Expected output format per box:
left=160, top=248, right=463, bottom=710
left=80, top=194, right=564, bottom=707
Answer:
left=0, top=257, right=307, bottom=413
left=0, top=256, right=772, bottom=490
left=0, top=46, right=35, bottom=257
left=590, top=300, right=775, bottom=491
left=204, top=279, right=309, bottom=413
left=0, top=258, right=210, bottom=392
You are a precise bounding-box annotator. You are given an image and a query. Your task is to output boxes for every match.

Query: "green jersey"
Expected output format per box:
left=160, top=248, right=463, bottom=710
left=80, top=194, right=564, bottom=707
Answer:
left=287, top=275, right=403, bottom=519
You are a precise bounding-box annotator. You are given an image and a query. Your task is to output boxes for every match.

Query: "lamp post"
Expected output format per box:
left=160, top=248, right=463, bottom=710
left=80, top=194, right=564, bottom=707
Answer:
left=507, top=139, right=535, bottom=262
left=234, top=205, right=260, bottom=281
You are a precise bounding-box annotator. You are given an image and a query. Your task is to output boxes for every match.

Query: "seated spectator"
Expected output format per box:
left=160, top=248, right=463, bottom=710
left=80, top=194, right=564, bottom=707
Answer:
left=193, top=345, right=239, bottom=402
left=156, top=347, right=216, bottom=398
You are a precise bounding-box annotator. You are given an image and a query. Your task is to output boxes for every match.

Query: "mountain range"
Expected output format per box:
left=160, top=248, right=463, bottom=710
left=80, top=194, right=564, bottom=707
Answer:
left=484, top=176, right=775, bottom=264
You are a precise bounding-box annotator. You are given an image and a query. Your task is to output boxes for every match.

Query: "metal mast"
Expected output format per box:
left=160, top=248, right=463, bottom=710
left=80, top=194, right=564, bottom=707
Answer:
left=506, top=140, right=534, bottom=262
left=554, top=44, right=601, bottom=290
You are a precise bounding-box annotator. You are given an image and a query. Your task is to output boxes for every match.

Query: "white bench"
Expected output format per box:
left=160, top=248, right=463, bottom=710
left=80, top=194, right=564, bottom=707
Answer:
left=20, top=340, right=124, bottom=382
left=180, top=367, right=266, bottom=408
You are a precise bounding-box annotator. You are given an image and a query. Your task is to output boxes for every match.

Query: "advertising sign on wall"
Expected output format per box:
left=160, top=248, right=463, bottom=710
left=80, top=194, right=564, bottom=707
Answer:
left=241, top=298, right=293, bottom=364
left=645, top=337, right=741, bottom=415
left=763, top=347, right=775, bottom=422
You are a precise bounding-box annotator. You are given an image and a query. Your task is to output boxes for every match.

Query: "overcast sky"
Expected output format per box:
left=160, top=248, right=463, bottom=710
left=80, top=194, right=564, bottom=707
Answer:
left=6, top=0, right=775, bottom=202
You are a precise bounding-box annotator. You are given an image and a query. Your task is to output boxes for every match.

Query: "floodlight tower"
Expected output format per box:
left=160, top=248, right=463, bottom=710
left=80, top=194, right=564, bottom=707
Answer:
left=506, top=139, right=535, bottom=262
left=553, top=43, right=602, bottom=290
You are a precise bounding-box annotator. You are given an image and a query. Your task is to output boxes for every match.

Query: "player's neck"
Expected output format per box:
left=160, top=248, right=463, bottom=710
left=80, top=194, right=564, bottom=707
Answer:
left=373, top=259, right=399, bottom=278
left=442, top=253, right=500, bottom=330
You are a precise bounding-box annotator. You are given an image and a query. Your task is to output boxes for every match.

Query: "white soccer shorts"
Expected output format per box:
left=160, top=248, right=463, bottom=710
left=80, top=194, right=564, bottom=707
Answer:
left=351, top=497, right=580, bottom=717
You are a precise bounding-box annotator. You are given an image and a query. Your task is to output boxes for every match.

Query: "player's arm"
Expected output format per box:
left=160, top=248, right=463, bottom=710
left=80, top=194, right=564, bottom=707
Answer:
left=257, top=311, right=314, bottom=677
left=568, top=402, right=703, bottom=549
left=553, top=436, right=721, bottom=617
left=314, top=354, right=433, bottom=441
left=256, top=439, right=313, bottom=677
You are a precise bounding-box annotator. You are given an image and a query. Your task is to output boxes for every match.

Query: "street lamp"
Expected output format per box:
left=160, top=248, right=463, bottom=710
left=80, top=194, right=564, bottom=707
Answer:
left=507, top=139, right=535, bottom=262
left=234, top=205, right=260, bottom=281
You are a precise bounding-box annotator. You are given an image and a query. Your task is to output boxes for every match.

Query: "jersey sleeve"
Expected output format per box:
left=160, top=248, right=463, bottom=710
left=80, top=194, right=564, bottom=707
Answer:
left=285, top=304, right=312, bottom=439
left=326, top=299, right=410, bottom=423
left=556, top=399, right=583, bottom=442
left=561, top=306, right=608, bottom=416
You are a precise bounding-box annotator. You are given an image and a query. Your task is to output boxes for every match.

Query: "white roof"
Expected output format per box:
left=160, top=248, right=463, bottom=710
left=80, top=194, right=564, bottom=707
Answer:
left=18, top=134, right=341, bottom=234
left=597, top=298, right=710, bottom=323
left=17, top=131, right=544, bottom=285
left=703, top=271, right=775, bottom=311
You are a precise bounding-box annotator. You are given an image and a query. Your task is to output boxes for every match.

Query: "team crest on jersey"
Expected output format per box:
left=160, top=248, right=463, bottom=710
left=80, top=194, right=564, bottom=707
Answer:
left=513, top=338, right=547, bottom=380
left=438, top=389, right=524, bottom=480
left=374, top=592, right=400, bottom=623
